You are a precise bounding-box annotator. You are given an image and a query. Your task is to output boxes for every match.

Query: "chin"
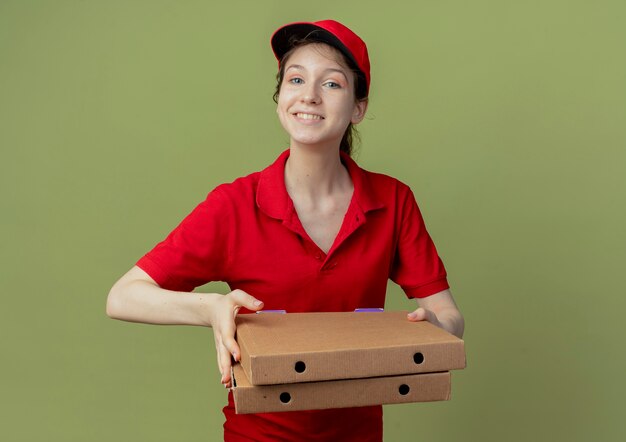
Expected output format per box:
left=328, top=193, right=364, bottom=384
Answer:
left=289, top=131, right=344, bottom=148
left=291, top=139, right=339, bottom=150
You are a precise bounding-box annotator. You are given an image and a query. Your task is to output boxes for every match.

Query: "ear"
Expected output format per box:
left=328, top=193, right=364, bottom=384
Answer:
left=351, top=99, right=368, bottom=124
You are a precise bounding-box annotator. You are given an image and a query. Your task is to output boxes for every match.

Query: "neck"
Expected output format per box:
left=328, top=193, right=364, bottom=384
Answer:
left=284, top=144, right=352, bottom=200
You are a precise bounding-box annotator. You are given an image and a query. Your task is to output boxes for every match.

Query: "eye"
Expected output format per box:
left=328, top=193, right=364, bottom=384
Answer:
left=288, top=77, right=304, bottom=85
left=324, top=81, right=341, bottom=89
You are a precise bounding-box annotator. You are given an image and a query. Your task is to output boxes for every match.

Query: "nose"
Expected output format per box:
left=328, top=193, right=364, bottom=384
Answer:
left=300, top=83, right=321, bottom=104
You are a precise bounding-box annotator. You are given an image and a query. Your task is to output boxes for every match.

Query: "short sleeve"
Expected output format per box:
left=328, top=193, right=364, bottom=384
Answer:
left=390, top=187, right=449, bottom=298
left=136, top=188, right=233, bottom=292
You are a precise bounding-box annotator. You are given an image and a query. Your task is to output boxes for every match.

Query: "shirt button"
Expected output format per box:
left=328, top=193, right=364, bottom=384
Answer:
left=315, top=253, right=322, bottom=260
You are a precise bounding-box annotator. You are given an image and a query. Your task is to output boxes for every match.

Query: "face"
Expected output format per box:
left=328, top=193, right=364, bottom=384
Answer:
left=276, top=43, right=367, bottom=150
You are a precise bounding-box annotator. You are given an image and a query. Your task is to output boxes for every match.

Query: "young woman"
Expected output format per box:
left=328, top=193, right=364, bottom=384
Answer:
left=107, top=19, right=464, bottom=442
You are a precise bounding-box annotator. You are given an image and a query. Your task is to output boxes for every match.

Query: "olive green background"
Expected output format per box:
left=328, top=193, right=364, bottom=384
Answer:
left=1, top=1, right=624, bottom=441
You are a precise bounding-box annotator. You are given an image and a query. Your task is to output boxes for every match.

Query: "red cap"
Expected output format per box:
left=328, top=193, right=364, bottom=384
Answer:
left=271, top=20, right=371, bottom=97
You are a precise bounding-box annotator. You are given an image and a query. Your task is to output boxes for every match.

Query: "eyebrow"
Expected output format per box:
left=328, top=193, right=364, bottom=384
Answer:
left=285, top=64, right=349, bottom=81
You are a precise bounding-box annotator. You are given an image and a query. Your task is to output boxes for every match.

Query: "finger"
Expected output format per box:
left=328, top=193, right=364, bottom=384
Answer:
left=222, top=332, right=241, bottom=362
left=213, top=332, right=223, bottom=377
left=218, top=344, right=232, bottom=384
left=407, top=308, right=425, bottom=321
left=216, top=335, right=233, bottom=384
left=218, top=311, right=243, bottom=361
left=228, top=289, right=264, bottom=312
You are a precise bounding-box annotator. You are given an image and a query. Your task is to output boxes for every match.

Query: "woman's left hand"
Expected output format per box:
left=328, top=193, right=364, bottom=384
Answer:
left=407, top=307, right=445, bottom=329
left=406, top=289, right=465, bottom=338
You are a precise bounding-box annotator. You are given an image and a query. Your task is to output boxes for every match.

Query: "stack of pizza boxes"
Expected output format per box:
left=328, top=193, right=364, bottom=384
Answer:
left=231, top=310, right=466, bottom=414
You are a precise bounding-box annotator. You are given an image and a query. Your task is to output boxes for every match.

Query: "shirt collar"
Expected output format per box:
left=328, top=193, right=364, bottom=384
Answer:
left=256, top=149, right=385, bottom=220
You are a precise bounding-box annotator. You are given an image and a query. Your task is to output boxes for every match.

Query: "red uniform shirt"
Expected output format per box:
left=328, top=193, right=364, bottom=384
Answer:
left=137, top=149, right=449, bottom=441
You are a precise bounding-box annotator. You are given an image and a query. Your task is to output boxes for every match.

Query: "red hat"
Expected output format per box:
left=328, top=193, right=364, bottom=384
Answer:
left=270, top=19, right=371, bottom=97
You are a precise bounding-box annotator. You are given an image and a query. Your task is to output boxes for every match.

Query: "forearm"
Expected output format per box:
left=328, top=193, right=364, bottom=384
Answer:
left=106, top=278, right=218, bottom=327
left=434, top=307, right=465, bottom=339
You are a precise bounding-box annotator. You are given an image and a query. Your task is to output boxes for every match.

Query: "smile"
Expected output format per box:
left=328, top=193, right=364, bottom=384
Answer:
left=294, top=112, right=324, bottom=120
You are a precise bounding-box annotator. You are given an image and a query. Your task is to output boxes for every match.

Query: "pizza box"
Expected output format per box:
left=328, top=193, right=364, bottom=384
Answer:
left=235, top=311, right=465, bottom=385
left=231, top=362, right=451, bottom=414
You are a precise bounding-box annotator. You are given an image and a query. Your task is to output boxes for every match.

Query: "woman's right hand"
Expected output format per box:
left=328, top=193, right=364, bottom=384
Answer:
left=106, top=267, right=264, bottom=388
left=208, top=289, right=264, bottom=388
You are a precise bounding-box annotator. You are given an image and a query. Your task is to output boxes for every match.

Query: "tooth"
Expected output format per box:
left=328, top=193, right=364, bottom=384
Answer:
left=297, top=113, right=321, bottom=120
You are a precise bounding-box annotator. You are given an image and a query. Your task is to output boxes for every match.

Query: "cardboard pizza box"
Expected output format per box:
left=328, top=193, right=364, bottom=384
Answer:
left=231, top=363, right=451, bottom=414
left=235, top=311, right=465, bottom=386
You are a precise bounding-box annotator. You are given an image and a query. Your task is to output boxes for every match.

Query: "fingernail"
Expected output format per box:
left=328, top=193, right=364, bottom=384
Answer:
left=407, top=312, right=417, bottom=319
left=253, top=300, right=263, bottom=307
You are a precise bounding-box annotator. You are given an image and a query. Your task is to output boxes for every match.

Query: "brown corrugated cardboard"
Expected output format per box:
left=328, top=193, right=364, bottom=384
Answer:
left=231, top=363, right=451, bottom=414
left=235, top=311, right=465, bottom=385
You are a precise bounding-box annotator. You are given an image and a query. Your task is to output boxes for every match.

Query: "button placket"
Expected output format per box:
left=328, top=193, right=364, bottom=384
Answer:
left=321, top=260, right=338, bottom=271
